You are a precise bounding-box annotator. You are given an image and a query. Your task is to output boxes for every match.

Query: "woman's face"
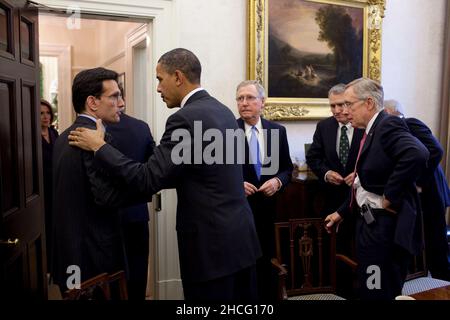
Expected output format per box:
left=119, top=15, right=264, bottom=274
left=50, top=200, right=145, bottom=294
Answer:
left=40, top=104, right=52, bottom=128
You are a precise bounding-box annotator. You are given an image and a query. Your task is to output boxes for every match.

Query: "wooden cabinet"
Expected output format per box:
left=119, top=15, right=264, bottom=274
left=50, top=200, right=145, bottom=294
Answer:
left=275, top=172, right=326, bottom=221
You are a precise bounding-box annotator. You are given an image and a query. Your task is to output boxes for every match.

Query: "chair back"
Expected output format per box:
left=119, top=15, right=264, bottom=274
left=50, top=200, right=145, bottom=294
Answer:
left=273, top=218, right=337, bottom=297
left=63, top=270, right=128, bottom=300
left=64, top=273, right=111, bottom=300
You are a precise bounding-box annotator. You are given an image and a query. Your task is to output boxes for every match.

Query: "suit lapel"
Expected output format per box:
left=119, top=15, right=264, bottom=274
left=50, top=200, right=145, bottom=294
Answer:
left=328, top=119, right=341, bottom=166
left=360, top=111, right=386, bottom=158
left=261, top=118, right=271, bottom=163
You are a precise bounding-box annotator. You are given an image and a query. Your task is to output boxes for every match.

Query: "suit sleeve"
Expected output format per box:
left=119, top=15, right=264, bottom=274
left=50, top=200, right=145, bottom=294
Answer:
left=306, top=122, right=329, bottom=180
left=406, top=118, right=443, bottom=187
left=82, top=151, right=148, bottom=208
left=381, top=117, right=429, bottom=207
left=94, top=112, right=186, bottom=197
left=144, top=123, right=157, bottom=160
left=275, top=126, right=294, bottom=188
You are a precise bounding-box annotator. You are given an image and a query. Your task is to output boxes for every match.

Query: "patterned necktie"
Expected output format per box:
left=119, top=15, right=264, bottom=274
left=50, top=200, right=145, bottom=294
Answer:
left=339, top=125, right=349, bottom=167
left=350, top=132, right=367, bottom=208
left=249, top=126, right=262, bottom=180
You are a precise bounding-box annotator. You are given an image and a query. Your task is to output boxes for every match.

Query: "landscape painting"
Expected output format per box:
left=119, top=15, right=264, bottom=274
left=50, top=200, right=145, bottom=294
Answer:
left=268, top=0, right=364, bottom=98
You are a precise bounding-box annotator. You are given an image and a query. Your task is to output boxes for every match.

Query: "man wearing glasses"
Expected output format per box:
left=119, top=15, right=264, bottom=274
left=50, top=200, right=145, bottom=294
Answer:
left=325, top=78, right=429, bottom=300
left=52, top=67, right=135, bottom=294
left=236, top=80, right=293, bottom=301
left=306, top=83, right=364, bottom=298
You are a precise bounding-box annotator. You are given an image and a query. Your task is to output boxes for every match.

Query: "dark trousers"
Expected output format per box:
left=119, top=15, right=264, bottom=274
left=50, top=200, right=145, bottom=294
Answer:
left=421, top=194, right=450, bottom=281
left=255, top=256, right=278, bottom=301
left=122, top=221, right=149, bottom=300
left=182, top=265, right=257, bottom=302
left=355, top=211, right=410, bottom=300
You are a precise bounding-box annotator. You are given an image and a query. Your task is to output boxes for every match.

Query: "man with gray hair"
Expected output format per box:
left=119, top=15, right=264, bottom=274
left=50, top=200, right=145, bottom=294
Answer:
left=236, top=80, right=293, bottom=300
left=325, top=78, right=429, bottom=300
left=385, top=99, right=450, bottom=281
left=306, top=83, right=364, bottom=297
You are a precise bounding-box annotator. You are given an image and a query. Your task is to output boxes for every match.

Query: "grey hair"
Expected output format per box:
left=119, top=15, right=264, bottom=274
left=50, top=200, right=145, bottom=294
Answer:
left=345, top=77, right=384, bottom=110
left=328, top=83, right=346, bottom=97
left=384, top=99, right=404, bottom=116
left=236, top=80, right=266, bottom=99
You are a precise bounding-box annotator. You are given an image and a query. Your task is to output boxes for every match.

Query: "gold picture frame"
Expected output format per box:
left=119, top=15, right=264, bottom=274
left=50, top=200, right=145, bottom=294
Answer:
left=247, top=0, right=385, bottom=120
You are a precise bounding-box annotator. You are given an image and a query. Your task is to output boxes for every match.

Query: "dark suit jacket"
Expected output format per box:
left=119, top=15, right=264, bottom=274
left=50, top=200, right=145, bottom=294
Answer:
left=306, top=116, right=364, bottom=214
left=107, top=113, right=156, bottom=223
left=404, top=117, right=450, bottom=209
left=338, top=112, right=429, bottom=255
left=237, top=117, right=293, bottom=256
left=52, top=116, right=140, bottom=288
left=95, top=90, right=262, bottom=283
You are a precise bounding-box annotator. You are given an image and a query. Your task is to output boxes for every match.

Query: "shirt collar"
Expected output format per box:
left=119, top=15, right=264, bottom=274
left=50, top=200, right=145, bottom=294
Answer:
left=79, top=113, right=106, bottom=131
left=181, top=87, right=204, bottom=108
left=338, top=122, right=352, bottom=130
left=366, top=110, right=382, bottom=134
left=244, top=117, right=262, bottom=134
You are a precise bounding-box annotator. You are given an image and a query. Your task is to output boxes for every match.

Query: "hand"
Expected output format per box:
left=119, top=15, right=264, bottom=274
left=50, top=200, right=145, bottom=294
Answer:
left=258, top=178, right=280, bottom=197
left=244, top=182, right=258, bottom=197
left=324, top=212, right=343, bottom=233
left=326, top=171, right=344, bottom=185
left=382, top=196, right=397, bottom=214
left=68, top=119, right=106, bottom=152
left=344, top=172, right=355, bottom=186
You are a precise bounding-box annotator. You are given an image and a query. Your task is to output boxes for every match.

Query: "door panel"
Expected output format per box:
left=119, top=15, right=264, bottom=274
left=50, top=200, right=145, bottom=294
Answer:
left=0, top=0, right=45, bottom=299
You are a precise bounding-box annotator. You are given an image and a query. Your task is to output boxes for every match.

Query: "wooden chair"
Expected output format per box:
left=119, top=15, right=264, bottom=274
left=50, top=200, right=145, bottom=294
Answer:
left=271, top=218, right=356, bottom=300
left=63, top=270, right=128, bottom=300
left=63, top=273, right=111, bottom=300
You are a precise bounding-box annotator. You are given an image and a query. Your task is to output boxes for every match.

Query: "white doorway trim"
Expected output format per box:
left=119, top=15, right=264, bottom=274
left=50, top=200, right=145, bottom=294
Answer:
left=37, top=0, right=182, bottom=300
left=39, top=43, right=72, bottom=132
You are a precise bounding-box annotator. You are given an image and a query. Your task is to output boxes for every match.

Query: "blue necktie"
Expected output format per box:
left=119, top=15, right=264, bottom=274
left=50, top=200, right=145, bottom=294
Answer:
left=250, top=126, right=262, bottom=180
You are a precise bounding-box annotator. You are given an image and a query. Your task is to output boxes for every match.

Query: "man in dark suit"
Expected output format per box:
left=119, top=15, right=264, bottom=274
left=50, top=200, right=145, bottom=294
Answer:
left=384, top=99, right=450, bottom=281
left=325, top=78, right=429, bottom=300
left=107, top=93, right=156, bottom=299
left=52, top=67, right=134, bottom=293
left=236, top=80, right=293, bottom=301
left=68, top=48, right=262, bottom=301
left=306, top=83, right=364, bottom=297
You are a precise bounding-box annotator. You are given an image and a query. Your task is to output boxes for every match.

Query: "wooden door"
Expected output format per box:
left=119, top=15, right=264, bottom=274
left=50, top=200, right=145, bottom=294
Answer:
left=0, top=0, right=46, bottom=299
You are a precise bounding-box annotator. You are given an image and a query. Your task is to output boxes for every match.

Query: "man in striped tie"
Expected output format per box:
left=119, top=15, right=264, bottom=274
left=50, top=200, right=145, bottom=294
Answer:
left=236, top=80, right=293, bottom=301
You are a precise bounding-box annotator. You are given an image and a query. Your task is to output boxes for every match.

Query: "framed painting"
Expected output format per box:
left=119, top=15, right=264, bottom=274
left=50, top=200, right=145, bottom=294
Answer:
left=118, top=72, right=125, bottom=98
left=248, top=0, right=386, bottom=120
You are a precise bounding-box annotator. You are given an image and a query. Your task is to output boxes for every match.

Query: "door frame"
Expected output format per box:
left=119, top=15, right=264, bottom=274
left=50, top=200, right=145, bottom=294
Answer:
left=39, top=43, right=72, bottom=132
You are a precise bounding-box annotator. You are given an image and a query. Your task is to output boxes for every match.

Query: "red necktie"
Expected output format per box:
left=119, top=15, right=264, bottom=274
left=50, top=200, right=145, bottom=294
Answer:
left=350, top=132, right=367, bottom=208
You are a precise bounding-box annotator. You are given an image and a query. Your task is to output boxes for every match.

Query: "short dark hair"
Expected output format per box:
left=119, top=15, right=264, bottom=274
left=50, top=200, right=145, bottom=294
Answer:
left=72, top=67, right=118, bottom=113
left=158, top=48, right=201, bottom=84
left=40, top=98, right=55, bottom=123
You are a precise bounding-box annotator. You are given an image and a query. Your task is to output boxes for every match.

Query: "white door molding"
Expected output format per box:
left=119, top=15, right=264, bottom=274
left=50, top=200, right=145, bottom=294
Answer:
left=39, top=43, right=72, bottom=132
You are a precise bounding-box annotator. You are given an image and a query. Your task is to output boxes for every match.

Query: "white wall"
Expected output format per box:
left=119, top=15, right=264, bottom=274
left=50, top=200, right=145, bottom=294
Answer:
left=176, top=0, right=446, bottom=162
left=382, top=0, right=446, bottom=135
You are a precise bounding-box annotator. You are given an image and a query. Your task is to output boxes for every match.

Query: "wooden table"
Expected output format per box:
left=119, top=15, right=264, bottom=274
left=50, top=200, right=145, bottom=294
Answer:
left=410, top=285, right=450, bottom=300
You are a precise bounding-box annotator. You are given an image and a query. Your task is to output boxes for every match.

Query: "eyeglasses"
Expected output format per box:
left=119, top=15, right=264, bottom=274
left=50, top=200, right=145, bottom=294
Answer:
left=344, top=99, right=365, bottom=109
left=236, top=95, right=259, bottom=103
left=99, top=93, right=123, bottom=104
left=330, top=103, right=346, bottom=108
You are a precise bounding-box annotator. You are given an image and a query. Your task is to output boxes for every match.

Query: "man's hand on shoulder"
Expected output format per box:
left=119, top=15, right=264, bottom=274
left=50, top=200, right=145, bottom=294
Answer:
left=69, top=119, right=106, bottom=152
